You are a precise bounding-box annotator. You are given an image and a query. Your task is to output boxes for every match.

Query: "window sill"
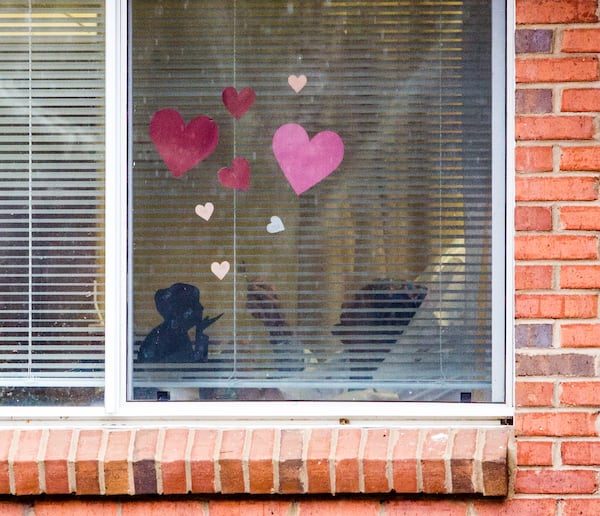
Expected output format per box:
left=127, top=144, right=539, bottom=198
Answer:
left=0, top=426, right=511, bottom=496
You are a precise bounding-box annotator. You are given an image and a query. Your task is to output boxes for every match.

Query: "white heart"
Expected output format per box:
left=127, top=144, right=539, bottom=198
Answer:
left=288, top=74, right=307, bottom=93
left=266, top=216, right=285, bottom=234
left=195, top=202, right=214, bottom=221
left=211, top=261, right=230, bottom=280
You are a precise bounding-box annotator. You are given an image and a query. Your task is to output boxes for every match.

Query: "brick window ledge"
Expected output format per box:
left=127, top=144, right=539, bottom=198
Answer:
left=0, top=427, right=511, bottom=497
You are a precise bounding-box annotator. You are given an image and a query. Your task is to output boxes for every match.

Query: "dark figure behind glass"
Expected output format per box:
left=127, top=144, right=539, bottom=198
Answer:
left=136, top=283, right=222, bottom=363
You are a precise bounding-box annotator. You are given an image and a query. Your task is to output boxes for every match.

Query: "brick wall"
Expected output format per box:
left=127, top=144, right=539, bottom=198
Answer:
left=1, top=0, right=599, bottom=513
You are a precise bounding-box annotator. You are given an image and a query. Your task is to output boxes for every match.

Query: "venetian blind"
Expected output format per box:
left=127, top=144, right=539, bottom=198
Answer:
left=130, top=0, right=504, bottom=402
left=0, top=0, right=105, bottom=399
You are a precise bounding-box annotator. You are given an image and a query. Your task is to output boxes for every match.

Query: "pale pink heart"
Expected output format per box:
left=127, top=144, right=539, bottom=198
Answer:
left=149, top=109, right=219, bottom=177
left=194, top=202, right=214, bottom=221
left=287, top=74, right=307, bottom=93
left=222, top=86, right=256, bottom=119
left=272, top=123, right=344, bottom=195
left=211, top=261, right=230, bottom=280
left=217, top=157, right=250, bottom=190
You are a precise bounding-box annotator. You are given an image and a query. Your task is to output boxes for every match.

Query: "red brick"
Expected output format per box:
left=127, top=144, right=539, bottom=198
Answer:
left=561, top=205, right=600, bottom=229
left=132, top=429, right=158, bottom=495
left=516, top=57, right=599, bottom=83
left=562, top=29, right=600, bottom=53
left=561, top=265, right=600, bottom=289
left=362, top=429, right=390, bottom=493
left=561, top=146, right=600, bottom=171
left=75, top=430, right=103, bottom=495
left=515, top=115, right=596, bottom=140
left=563, top=441, right=600, bottom=465
left=515, top=265, right=553, bottom=290
left=219, top=429, right=246, bottom=494
left=515, top=206, right=552, bottom=232
left=515, top=469, right=597, bottom=494
left=0, top=501, right=27, bottom=516
left=449, top=428, right=476, bottom=493
left=515, top=381, right=554, bottom=407
left=561, top=381, right=600, bottom=405
left=516, top=88, right=553, bottom=113
left=296, top=499, right=381, bottom=516
left=516, top=176, right=597, bottom=201
left=516, top=352, right=595, bottom=377
left=248, top=428, right=275, bottom=494
left=516, top=411, right=598, bottom=437
left=482, top=428, right=509, bottom=496
left=161, top=429, right=189, bottom=494
left=562, top=89, right=600, bottom=112
left=306, top=428, right=332, bottom=494
left=561, top=323, right=600, bottom=347
left=334, top=428, right=361, bottom=493
left=104, top=430, right=131, bottom=495
left=279, top=429, right=304, bottom=494
left=207, top=500, right=291, bottom=516
left=516, top=440, right=554, bottom=466
left=564, top=499, right=600, bottom=516
left=391, top=429, right=419, bottom=492
left=0, top=430, right=13, bottom=494
left=378, top=500, right=467, bottom=515
left=190, top=429, right=218, bottom=493
left=121, top=500, right=205, bottom=516
left=421, top=430, right=449, bottom=494
left=515, top=294, right=598, bottom=318
left=515, top=235, right=598, bottom=260
left=44, top=429, right=72, bottom=494
left=474, top=499, right=557, bottom=516
left=516, top=0, right=598, bottom=23
left=13, top=429, right=42, bottom=495
left=515, top=146, right=554, bottom=172
left=36, top=500, right=119, bottom=516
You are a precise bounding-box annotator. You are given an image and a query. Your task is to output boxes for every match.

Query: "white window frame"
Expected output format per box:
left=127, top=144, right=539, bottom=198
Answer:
left=1, top=0, right=515, bottom=425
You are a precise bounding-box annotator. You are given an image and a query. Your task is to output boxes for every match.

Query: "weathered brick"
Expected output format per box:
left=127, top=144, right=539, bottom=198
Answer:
left=449, top=428, right=476, bottom=493
left=75, top=430, right=103, bottom=495
left=561, top=265, right=600, bottom=289
left=13, top=429, right=42, bottom=495
left=132, top=429, right=158, bottom=495
left=516, top=0, right=598, bottom=24
left=219, top=429, right=246, bottom=494
left=474, top=499, right=557, bottom=516
left=515, top=294, right=598, bottom=318
left=516, top=89, right=553, bottom=114
left=516, top=411, right=599, bottom=437
left=190, top=429, right=218, bottom=494
left=44, top=429, right=72, bottom=495
left=515, top=381, right=554, bottom=407
left=515, top=146, right=554, bottom=172
left=515, top=469, right=597, bottom=494
left=421, top=430, right=449, bottom=494
left=562, top=441, right=600, bottom=465
left=104, top=430, right=131, bottom=495
left=516, top=352, right=595, bottom=376
left=334, top=428, right=361, bottom=493
left=248, top=428, right=275, bottom=494
left=515, top=265, right=553, bottom=290
left=516, top=57, right=599, bottom=83
left=561, top=206, right=600, bottom=230
left=362, top=429, right=390, bottom=493
left=515, top=115, right=596, bottom=140
left=391, top=429, right=419, bottom=493
left=515, top=29, right=554, bottom=53
left=516, top=176, right=597, bottom=201
left=561, top=323, right=600, bottom=347
left=564, top=499, right=600, bottom=516
left=516, top=440, right=554, bottom=466
left=515, top=235, right=598, bottom=260
left=515, top=324, right=553, bottom=349
left=515, top=206, right=553, bottom=231
left=161, top=429, right=189, bottom=495
left=560, top=381, right=600, bottom=406
left=481, top=429, right=509, bottom=496
left=306, top=429, right=332, bottom=494
left=562, top=28, right=600, bottom=53
left=279, top=429, right=304, bottom=494
left=561, top=146, right=600, bottom=171
left=562, top=88, right=600, bottom=112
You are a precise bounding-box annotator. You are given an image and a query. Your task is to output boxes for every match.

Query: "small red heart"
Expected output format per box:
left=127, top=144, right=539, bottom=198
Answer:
left=149, top=109, right=219, bottom=177
left=218, top=157, right=250, bottom=190
left=222, top=87, right=256, bottom=119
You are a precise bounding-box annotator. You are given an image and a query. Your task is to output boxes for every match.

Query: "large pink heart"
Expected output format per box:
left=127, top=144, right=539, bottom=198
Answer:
left=222, top=86, right=256, bottom=119
left=149, top=109, right=219, bottom=177
left=218, top=157, right=250, bottom=190
left=272, top=123, right=344, bottom=195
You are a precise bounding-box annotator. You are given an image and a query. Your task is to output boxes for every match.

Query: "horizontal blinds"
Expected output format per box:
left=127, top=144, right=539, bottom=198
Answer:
left=0, top=0, right=105, bottom=389
left=131, top=0, right=498, bottom=402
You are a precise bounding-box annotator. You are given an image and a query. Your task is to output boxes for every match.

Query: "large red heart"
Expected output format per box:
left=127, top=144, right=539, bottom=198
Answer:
left=218, top=157, right=250, bottom=190
left=222, top=86, right=256, bottom=119
left=149, top=109, right=219, bottom=177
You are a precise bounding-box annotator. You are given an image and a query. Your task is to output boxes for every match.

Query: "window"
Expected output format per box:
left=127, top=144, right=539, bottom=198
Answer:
left=0, top=0, right=512, bottom=418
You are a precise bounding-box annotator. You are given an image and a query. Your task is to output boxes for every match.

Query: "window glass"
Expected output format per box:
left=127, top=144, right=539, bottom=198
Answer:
left=129, top=0, right=504, bottom=403
left=0, top=1, right=105, bottom=406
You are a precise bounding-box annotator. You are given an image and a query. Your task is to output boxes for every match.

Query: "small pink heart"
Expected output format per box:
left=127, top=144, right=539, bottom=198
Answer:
left=211, top=261, right=230, bottom=280
left=218, top=157, right=250, bottom=190
left=272, top=123, right=344, bottom=195
left=195, top=202, right=214, bottom=221
left=222, top=86, right=256, bottom=119
left=288, top=74, right=307, bottom=93
left=149, top=109, right=219, bottom=177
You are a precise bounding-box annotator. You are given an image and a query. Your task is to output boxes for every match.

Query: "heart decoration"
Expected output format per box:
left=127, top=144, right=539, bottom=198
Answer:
left=211, top=261, right=230, bottom=280
left=222, top=86, right=256, bottom=119
left=195, top=202, right=214, bottom=221
left=218, top=157, right=251, bottom=191
left=149, top=109, right=219, bottom=177
left=288, top=74, right=307, bottom=93
left=266, top=216, right=285, bottom=234
left=272, top=123, right=344, bottom=195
